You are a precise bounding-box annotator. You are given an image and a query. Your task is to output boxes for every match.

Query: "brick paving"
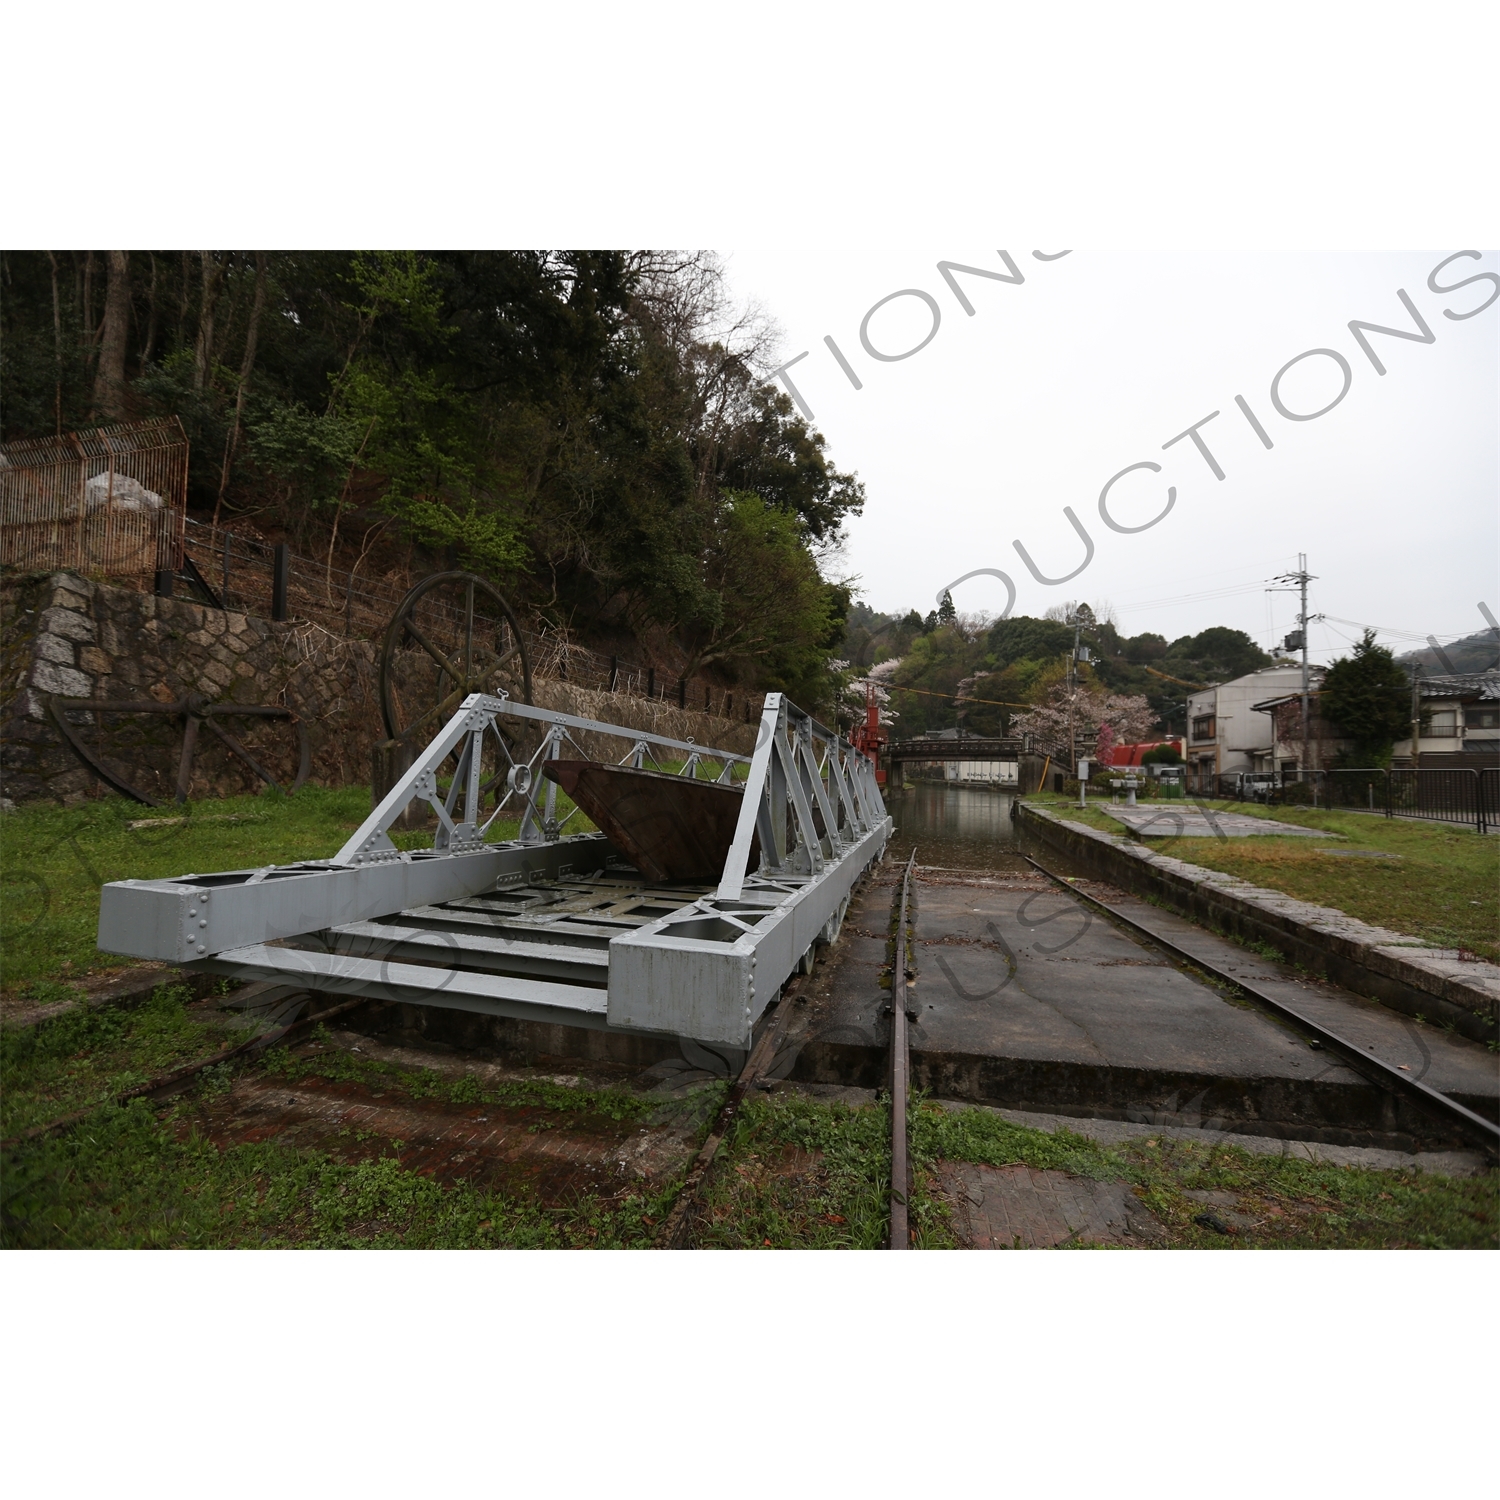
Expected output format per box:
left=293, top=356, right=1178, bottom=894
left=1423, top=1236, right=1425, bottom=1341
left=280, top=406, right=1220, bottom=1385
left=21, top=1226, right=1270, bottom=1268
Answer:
left=935, top=1160, right=1165, bottom=1248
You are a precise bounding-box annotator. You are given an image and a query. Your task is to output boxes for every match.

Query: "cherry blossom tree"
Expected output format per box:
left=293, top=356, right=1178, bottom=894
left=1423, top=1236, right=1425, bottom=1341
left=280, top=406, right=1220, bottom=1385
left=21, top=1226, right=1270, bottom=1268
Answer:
left=1011, top=683, right=1157, bottom=753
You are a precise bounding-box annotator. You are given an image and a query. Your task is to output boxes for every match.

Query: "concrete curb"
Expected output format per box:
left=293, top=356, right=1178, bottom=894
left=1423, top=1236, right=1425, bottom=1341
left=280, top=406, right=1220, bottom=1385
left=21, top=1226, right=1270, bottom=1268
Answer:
left=1014, top=800, right=1500, bottom=1043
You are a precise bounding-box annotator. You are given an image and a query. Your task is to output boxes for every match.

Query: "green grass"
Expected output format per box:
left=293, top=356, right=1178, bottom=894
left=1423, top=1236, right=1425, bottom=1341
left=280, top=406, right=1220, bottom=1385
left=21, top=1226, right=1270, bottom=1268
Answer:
left=0, top=1097, right=681, bottom=1249
left=693, top=1093, right=894, bottom=1248
left=909, top=1102, right=1498, bottom=1249
left=1024, top=793, right=1134, bottom=837
left=0, top=783, right=601, bottom=992
left=3, top=1019, right=1491, bottom=1247
left=688, top=1092, right=1496, bottom=1248
left=259, top=1038, right=663, bottom=1125
left=0, top=981, right=240, bottom=1137
left=0, top=1017, right=693, bottom=1249
left=1025, top=794, right=1500, bottom=962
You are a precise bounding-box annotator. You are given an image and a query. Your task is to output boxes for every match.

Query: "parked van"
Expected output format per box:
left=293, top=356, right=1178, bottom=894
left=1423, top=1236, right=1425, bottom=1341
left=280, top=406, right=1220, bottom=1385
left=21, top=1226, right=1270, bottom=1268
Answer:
left=1232, top=772, right=1280, bottom=801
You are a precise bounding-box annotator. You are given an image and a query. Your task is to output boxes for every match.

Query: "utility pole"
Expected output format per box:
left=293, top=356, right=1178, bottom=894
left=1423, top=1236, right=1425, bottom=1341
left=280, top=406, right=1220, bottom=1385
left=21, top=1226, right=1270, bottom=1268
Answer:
left=1067, top=615, right=1077, bottom=773
left=1065, top=603, right=1092, bottom=773
left=1270, top=555, right=1318, bottom=786
left=1298, top=557, right=1310, bottom=780
left=1066, top=609, right=1078, bottom=769
left=1410, top=661, right=1422, bottom=770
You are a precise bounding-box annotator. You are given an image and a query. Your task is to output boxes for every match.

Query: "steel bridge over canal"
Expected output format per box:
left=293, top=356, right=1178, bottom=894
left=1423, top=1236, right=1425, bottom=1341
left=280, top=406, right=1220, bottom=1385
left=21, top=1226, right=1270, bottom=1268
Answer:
left=885, top=736, right=1024, bottom=788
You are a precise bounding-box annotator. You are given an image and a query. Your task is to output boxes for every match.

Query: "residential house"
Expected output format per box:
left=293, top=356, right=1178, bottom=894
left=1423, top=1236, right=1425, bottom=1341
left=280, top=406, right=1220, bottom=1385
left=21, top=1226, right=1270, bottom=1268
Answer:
left=1249, top=686, right=1353, bottom=774
left=1391, top=670, right=1500, bottom=767
left=1186, top=665, right=1343, bottom=781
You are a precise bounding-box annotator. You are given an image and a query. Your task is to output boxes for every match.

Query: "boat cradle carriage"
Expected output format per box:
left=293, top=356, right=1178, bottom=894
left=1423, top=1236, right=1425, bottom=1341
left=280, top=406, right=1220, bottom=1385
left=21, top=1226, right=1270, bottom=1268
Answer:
left=95, top=693, right=891, bottom=1046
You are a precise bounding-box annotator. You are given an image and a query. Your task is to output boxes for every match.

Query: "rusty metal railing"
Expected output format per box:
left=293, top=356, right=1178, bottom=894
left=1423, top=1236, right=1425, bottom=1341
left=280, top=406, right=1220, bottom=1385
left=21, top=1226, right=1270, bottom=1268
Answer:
left=0, top=417, right=188, bottom=577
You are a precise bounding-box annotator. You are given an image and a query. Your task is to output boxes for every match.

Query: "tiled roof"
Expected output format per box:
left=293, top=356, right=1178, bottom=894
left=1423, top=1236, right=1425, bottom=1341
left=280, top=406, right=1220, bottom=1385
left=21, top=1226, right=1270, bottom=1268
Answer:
left=1419, top=671, right=1500, bottom=700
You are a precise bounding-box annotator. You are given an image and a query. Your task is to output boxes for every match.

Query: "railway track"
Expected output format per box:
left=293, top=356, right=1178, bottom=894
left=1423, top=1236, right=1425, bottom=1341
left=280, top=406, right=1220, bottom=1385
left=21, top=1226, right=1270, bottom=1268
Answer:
left=13, top=850, right=1484, bottom=1250
left=656, top=850, right=923, bottom=1249
left=888, top=851, right=917, bottom=1249
left=0, top=992, right=366, bottom=1149
left=1022, top=854, right=1500, bottom=1161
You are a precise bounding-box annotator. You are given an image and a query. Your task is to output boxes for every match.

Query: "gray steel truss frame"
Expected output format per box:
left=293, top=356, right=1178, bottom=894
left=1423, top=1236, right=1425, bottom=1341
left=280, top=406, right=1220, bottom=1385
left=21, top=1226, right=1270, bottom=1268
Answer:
left=96, top=692, right=890, bottom=1045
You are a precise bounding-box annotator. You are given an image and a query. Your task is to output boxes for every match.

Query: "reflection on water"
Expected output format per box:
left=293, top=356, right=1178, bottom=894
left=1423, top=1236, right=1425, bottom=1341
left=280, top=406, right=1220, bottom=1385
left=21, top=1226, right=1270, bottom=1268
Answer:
left=885, top=782, right=1026, bottom=870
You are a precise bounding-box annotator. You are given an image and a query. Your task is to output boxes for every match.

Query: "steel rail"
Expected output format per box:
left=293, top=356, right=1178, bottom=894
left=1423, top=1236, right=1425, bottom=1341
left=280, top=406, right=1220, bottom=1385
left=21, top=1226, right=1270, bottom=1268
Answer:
left=1022, top=855, right=1500, bottom=1158
left=655, top=975, right=807, bottom=1249
left=889, top=851, right=917, bottom=1249
left=0, top=996, right=367, bottom=1150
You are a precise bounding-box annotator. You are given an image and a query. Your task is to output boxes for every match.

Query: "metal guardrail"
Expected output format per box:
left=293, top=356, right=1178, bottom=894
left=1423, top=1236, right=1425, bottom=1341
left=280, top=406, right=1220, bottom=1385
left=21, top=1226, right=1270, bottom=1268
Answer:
left=888, top=737, right=1022, bottom=760
left=1186, top=766, right=1498, bottom=832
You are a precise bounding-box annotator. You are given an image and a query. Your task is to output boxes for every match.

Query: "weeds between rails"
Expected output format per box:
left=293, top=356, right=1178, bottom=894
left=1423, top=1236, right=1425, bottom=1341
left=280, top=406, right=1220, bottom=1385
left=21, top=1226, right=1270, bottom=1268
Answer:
left=3, top=982, right=1493, bottom=1250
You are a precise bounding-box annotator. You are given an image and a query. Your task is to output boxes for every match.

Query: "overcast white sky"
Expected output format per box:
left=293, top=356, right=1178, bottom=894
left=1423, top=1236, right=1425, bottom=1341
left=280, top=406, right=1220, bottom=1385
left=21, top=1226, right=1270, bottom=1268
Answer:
left=11, top=0, right=1500, bottom=1465
left=13, top=12, right=1497, bottom=671
left=726, top=249, right=1498, bottom=664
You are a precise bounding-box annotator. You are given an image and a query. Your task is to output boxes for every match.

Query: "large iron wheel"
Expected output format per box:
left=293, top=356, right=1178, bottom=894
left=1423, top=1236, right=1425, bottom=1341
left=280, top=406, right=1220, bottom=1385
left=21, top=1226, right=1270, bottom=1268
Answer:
left=378, top=571, right=532, bottom=746
left=47, top=693, right=310, bottom=807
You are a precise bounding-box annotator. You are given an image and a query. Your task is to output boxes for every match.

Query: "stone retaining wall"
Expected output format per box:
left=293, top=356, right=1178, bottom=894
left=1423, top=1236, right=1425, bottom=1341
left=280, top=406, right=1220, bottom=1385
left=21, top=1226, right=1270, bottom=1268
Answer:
left=0, top=571, right=760, bottom=807
left=1014, top=799, right=1500, bottom=1043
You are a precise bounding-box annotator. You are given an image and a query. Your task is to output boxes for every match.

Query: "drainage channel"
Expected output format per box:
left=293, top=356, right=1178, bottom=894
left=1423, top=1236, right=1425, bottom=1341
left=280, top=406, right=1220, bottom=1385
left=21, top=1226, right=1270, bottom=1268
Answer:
left=1022, top=855, right=1500, bottom=1161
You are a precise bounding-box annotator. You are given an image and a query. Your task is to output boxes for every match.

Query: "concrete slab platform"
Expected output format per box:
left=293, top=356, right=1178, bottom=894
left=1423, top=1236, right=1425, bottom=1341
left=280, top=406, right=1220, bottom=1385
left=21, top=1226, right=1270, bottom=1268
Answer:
left=934, top=1160, right=1165, bottom=1248
left=784, top=864, right=1498, bottom=1151
left=1017, top=800, right=1500, bottom=1041
left=1070, top=879, right=1499, bottom=1114
left=908, top=879, right=1337, bottom=1077
left=1099, top=806, right=1329, bottom=837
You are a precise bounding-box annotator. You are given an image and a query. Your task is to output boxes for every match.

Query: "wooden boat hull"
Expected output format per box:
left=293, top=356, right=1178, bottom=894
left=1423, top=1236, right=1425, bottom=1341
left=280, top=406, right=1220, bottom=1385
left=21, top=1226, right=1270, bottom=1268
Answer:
left=541, top=760, right=758, bottom=885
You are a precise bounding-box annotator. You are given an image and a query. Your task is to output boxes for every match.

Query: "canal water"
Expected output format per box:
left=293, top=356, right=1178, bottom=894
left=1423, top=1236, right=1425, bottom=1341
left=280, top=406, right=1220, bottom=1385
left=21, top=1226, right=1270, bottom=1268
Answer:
left=884, top=781, right=1029, bottom=871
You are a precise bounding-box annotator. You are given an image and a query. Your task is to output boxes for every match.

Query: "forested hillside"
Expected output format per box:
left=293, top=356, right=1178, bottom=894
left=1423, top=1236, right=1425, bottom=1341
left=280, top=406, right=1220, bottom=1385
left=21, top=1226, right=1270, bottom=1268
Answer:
left=838, top=599, right=1282, bottom=739
left=0, top=251, right=862, bottom=712
left=1399, top=629, right=1500, bottom=675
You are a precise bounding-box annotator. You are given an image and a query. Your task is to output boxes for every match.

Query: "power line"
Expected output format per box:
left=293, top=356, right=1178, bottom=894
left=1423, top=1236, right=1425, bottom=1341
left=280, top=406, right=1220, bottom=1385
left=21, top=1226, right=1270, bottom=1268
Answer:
left=885, top=682, right=1034, bottom=709
left=1319, top=613, right=1487, bottom=644
left=1112, top=580, right=1277, bottom=613
left=1109, top=553, right=1299, bottom=602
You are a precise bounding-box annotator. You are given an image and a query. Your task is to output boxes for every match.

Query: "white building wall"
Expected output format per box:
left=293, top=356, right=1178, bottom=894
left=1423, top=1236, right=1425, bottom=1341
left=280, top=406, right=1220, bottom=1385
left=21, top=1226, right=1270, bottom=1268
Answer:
left=1393, top=693, right=1500, bottom=759
left=1187, top=665, right=1308, bottom=776
left=941, top=760, right=1019, bottom=784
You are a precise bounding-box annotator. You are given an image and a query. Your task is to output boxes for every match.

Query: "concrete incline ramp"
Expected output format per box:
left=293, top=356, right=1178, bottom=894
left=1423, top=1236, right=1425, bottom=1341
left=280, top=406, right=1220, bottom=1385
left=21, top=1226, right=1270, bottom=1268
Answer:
left=785, top=864, right=1498, bottom=1153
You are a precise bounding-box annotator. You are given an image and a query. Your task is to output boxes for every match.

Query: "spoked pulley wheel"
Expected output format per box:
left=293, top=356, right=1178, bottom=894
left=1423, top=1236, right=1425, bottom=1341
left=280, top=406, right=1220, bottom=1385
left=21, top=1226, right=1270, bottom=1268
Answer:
left=378, top=571, right=532, bottom=746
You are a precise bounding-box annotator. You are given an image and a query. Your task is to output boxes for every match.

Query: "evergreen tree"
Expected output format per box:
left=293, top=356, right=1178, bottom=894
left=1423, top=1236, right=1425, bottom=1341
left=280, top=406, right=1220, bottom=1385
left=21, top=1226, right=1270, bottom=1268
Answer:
left=1321, top=630, right=1411, bottom=766
left=0, top=249, right=867, bottom=715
